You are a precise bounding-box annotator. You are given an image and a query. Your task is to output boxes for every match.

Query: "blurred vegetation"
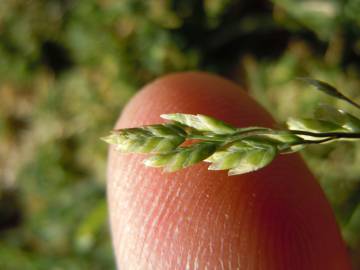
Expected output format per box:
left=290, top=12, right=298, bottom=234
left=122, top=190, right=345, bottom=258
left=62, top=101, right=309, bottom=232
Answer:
left=0, top=0, right=359, bottom=269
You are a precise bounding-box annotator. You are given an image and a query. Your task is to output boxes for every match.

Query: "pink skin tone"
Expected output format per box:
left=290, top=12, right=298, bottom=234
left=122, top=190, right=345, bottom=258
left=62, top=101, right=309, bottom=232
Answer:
left=107, top=72, right=351, bottom=270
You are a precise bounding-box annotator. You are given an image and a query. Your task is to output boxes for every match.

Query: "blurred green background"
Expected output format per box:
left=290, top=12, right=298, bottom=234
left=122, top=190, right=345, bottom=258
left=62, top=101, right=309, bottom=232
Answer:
left=0, top=0, right=360, bottom=269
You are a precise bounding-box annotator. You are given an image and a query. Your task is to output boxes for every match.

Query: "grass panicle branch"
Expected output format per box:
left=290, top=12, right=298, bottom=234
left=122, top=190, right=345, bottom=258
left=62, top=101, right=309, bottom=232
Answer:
left=102, top=79, right=360, bottom=176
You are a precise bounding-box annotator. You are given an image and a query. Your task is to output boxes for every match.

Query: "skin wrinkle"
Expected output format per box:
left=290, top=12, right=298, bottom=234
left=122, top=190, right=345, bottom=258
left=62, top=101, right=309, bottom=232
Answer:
left=160, top=176, right=185, bottom=249
left=268, top=163, right=316, bottom=269
left=290, top=214, right=312, bottom=263
left=285, top=222, right=300, bottom=269
left=297, top=218, right=314, bottom=268
left=226, top=200, right=242, bottom=270
left=176, top=171, right=210, bottom=268
left=120, top=158, right=145, bottom=265
left=149, top=168, right=207, bottom=269
left=173, top=172, right=202, bottom=268
left=185, top=252, right=192, bottom=270
left=199, top=176, right=239, bottom=268
left=112, top=156, right=155, bottom=269
left=288, top=223, right=310, bottom=269
left=169, top=209, right=183, bottom=266
left=236, top=251, right=241, bottom=269
left=252, top=176, right=273, bottom=270
left=198, top=194, right=218, bottom=268
left=135, top=179, right=156, bottom=264
left=205, top=187, right=227, bottom=261
left=117, top=184, right=132, bottom=264
left=220, top=237, right=225, bottom=267
left=184, top=188, right=204, bottom=268
left=237, top=185, right=256, bottom=270
left=250, top=208, right=259, bottom=262
left=142, top=177, right=175, bottom=268
left=227, top=241, right=233, bottom=270
left=170, top=170, right=196, bottom=269
left=166, top=217, right=182, bottom=269
left=277, top=167, right=324, bottom=268
left=244, top=190, right=258, bottom=270
left=211, top=179, right=237, bottom=260
left=197, top=187, right=224, bottom=269
left=108, top=72, right=351, bottom=270
left=155, top=177, right=186, bottom=268
left=255, top=183, right=280, bottom=270
left=137, top=181, right=163, bottom=266
left=135, top=172, right=157, bottom=251
left=218, top=195, right=233, bottom=267
left=194, top=256, right=200, bottom=269
left=186, top=175, right=215, bottom=268
left=219, top=257, right=225, bottom=270
left=262, top=186, right=313, bottom=270
left=282, top=222, right=290, bottom=270
left=276, top=205, right=290, bottom=270
left=264, top=197, right=282, bottom=270
left=229, top=194, right=245, bottom=267
left=247, top=171, right=300, bottom=269
left=223, top=193, right=234, bottom=268
left=261, top=190, right=277, bottom=270
left=108, top=151, right=125, bottom=264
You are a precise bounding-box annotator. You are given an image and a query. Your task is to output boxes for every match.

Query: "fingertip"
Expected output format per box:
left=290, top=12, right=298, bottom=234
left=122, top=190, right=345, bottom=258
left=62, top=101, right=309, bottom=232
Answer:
left=107, top=72, right=351, bottom=270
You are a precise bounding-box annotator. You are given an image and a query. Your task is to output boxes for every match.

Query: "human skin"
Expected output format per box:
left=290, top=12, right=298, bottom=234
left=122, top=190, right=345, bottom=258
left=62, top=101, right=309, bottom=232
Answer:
left=107, top=72, right=351, bottom=269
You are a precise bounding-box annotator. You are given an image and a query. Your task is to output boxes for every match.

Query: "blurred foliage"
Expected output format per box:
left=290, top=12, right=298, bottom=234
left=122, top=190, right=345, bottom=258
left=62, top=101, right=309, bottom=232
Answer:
left=0, top=0, right=359, bottom=269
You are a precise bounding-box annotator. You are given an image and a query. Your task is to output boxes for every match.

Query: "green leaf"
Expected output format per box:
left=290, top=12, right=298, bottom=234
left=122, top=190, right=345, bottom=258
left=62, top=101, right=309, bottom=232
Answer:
left=287, top=117, right=348, bottom=133
left=300, top=78, right=343, bottom=99
left=243, top=133, right=304, bottom=153
left=102, top=124, right=185, bottom=153
left=207, top=139, right=277, bottom=175
left=144, top=124, right=187, bottom=137
left=281, top=144, right=306, bottom=154
left=261, top=133, right=304, bottom=150
left=161, top=113, right=236, bottom=134
left=300, top=78, right=360, bottom=110
left=343, top=113, right=360, bottom=132
left=144, top=142, right=217, bottom=172
left=315, top=104, right=360, bottom=132
left=314, top=104, right=346, bottom=125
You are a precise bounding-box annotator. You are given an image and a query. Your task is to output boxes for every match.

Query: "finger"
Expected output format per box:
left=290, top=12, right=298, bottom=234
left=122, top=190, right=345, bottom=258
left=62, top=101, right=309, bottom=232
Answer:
left=107, top=72, right=351, bottom=270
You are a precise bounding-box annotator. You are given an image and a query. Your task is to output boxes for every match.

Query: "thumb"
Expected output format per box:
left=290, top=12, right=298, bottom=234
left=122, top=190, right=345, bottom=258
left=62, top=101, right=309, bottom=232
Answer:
left=107, top=72, right=351, bottom=270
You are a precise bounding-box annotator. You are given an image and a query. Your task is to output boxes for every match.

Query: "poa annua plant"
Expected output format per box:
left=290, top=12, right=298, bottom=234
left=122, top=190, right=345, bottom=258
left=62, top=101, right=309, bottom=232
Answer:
left=102, top=79, right=360, bottom=176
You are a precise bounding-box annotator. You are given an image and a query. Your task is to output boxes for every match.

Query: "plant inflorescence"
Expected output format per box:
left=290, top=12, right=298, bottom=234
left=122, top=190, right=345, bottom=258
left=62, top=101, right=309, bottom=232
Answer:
left=102, top=79, right=360, bottom=176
